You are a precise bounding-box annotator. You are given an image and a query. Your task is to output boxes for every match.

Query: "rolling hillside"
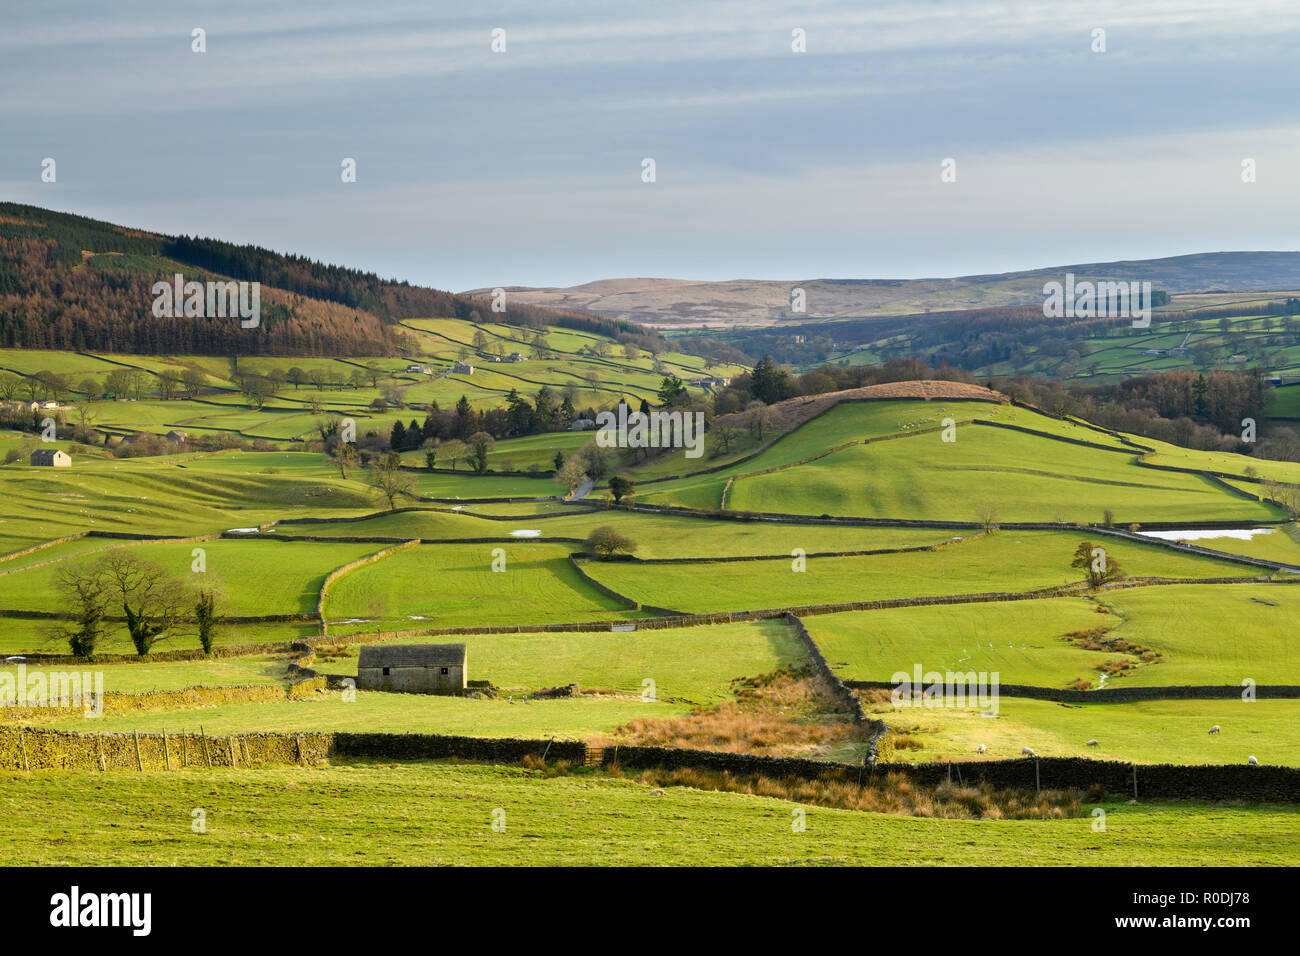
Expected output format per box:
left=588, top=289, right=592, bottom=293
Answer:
left=465, top=252, right=1300, bottom=329
left=0, top=203, right=650, bottom=356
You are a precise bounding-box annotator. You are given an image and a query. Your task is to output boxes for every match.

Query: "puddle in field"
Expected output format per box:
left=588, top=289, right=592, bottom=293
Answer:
left=1138, top=528, right=1275, bottom=542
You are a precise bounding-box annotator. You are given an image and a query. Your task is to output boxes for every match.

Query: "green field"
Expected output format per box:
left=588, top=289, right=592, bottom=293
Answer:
left=0, top=538, right=383, bottom=617
left=869, top=697, right=1300, bottom=766
left=0, top=760, right=1294, bottom=866
left=328, top=619, right=800, bottom=700
left=271, top=506, right=962, bottom=558
left=806, top=583, right=1300, bottom=688
left=580, top=531, right=1262, bottom=614
left=722, top=425, right=1277, bottom=523
left=320, top=541, right=643, bottom=631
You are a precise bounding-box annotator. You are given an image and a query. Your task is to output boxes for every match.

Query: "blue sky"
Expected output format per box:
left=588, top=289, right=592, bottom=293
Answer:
left=3, top=0, right=1298, bottom=290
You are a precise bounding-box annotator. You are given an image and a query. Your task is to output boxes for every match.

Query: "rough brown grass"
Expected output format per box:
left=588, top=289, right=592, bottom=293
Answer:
left=596, top=669, right=863, bottom=758
left=1062, top=626, right=1161, bottom=686
left=619, top=766, right=1084, bottom=820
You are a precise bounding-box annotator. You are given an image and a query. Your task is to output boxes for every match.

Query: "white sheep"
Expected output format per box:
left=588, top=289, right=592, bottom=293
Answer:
left=1209, top=725, right=1221, bottom=734
left=1248, top=756, right=1259, bottom=766
left=976, top=744, right=987, bottom=754
left=1022, top=747, right=1036, bottom=756
left=1086, top=739, right=1098, bottom=747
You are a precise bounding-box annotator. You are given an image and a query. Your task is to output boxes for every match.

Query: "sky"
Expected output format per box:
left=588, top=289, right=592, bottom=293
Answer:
left=2, top=0, right=1298, bottom=291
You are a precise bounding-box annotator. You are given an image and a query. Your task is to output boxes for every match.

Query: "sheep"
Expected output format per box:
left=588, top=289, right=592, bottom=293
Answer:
left=976, top=744, right=987, bottom=754
left=1021, top=747, right=1036, bottom=756
left=1248, top=756, right=1259, bottom=766
left=1086, top=739, right=1099, bottom=747
left=1209, top=725, right=1221, bottom=734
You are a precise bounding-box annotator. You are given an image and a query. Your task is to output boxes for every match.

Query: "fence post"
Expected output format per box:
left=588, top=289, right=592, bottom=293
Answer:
left=133, top=730, right=143, bottom=771
left=163, top=728, right=172, bottom=771
left=201, top=726, right=211, bottom=768
left=1132, top=764, right=1138, bottom=800
left=1035, top=758, right=1040, bottom=792
left=18, top=729, right=29, bottom=772
left=96, top=735, right=106, bottom=772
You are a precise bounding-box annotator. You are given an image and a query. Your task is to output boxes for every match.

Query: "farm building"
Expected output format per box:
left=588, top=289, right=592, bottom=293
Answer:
left=166, top=430, right=188, bottom=442
left=405, top=364, right=434, bottom=374
left=30, top=449, right=71, bottom=467
left=452, top=361, right=474, bottom=374
left=357, top=644, right=466, bottom=694
left=569, top=418, right=596, bottom=430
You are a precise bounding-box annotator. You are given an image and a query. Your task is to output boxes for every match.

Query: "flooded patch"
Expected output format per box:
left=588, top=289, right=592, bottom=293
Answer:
left=1138, top=528, right=1276, bottom=542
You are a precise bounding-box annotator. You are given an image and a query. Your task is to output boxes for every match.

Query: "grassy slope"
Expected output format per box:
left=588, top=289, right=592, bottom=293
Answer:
left=0, top=538, right=384, bottom=616
left=0, top=656, right=290, bottom=695
left=724, top=425, right=1276, bottom=523
left=581, top=531, right=1262, bottom=614
left=1096, top=584, right=1300, bottom=686
left=41, top=694, right=685, bottom=739
left=869, top=697, right=1300, bottom=766
left=806, top=583, right=1300, bottom=688
left=320, top=541, right=644, bottom=631
left=312, top=619, right=803, bottom=702
left=272, top=506, right=963, bottom=557
left=807, top=599, right=1112, bottom=686
left=0, top=761, right=1293, bottom=866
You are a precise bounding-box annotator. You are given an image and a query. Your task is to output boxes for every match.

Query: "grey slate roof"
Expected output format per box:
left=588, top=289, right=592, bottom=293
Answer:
left=358, top=643, right=465, bottom=668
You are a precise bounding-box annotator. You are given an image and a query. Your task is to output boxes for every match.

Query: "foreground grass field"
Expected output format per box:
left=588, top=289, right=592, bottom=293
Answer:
left=0, top=760, right=1294, bottom=865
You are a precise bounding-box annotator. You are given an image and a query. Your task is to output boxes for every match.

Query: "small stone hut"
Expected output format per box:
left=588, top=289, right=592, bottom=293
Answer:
left=30, top=449, right=71, bottom=467
left=357, top=644, right=466, bottom=695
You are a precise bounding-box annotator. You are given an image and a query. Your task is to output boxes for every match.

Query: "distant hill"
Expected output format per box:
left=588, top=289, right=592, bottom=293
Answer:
left=467, top=252, right=1300, bottom=329
left=0, top=203, right=651, bottom=356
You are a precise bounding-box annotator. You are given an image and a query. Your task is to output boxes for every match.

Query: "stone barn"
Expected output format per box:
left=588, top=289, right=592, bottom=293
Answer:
left=30, top=449, right=71, bottom=467
left=357, top=644, right=466, bottom=695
